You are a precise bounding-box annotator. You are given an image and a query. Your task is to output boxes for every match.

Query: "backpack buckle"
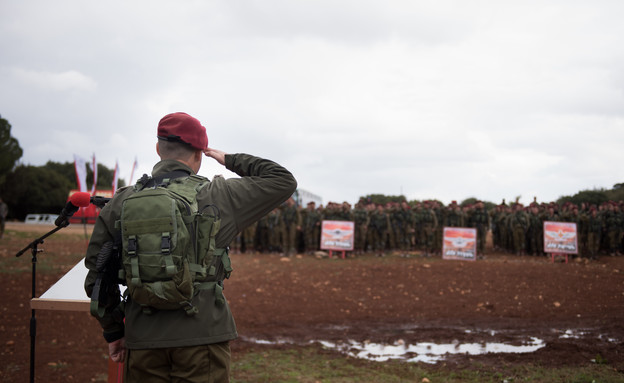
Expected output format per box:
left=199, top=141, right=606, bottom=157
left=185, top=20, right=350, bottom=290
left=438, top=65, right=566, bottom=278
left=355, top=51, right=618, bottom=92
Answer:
left=127, top=236, right=137, bottom=257
left=161, top=232, right=171, bottom=254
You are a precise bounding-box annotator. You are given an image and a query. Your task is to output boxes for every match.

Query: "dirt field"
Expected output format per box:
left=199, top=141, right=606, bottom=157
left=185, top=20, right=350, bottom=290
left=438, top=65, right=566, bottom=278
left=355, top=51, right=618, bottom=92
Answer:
left=1, top=222, right=623, bottom=382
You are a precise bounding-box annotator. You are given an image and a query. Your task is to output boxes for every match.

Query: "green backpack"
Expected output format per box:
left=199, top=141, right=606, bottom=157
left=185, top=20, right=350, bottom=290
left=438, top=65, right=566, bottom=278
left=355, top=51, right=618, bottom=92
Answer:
left=117, top=173, right=232, bottom=316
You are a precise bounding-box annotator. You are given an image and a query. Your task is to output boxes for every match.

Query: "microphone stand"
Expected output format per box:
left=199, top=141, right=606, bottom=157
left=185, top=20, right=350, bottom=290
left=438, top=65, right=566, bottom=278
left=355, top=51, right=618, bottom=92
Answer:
left=15, top=219, right=71, bottom=383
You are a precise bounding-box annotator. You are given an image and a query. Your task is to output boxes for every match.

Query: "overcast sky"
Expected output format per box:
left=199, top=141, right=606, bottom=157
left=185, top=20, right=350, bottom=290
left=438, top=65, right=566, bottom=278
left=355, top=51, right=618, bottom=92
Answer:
left=1, top=0, right=623, bottom=206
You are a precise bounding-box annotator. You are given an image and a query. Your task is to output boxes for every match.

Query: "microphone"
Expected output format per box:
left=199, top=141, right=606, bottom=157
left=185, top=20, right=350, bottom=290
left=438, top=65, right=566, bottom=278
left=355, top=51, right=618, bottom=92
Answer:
left=55, top=192, right=91, bottom=226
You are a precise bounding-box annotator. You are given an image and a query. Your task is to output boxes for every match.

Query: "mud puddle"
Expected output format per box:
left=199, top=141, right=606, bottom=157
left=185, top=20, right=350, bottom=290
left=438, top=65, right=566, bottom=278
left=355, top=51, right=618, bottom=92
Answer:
left=241, top=327, right=620, bottom=364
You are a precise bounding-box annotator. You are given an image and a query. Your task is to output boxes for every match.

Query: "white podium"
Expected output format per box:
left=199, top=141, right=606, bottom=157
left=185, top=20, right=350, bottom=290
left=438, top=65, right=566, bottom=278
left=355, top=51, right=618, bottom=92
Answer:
left=31, top=260, right=91, bottom=311
left=31, top=259, right=124, bottom=382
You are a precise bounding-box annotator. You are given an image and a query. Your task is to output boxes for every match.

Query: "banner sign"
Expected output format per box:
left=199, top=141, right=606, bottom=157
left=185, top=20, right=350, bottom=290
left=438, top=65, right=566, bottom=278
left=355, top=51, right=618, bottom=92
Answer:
left=442, top=227, right=477, bottom=261
left=320, top=220, right=354, bottom=251
left=543, top=221, right=578, bottom=254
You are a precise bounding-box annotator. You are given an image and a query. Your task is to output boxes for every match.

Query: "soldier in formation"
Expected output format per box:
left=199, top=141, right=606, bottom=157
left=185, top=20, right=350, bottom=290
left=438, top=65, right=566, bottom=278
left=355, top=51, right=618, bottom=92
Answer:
left=302, top=201, right=321, bottom=253
left=236, top=197, right=624, bottom=259
left=489, top=200, right=624, bottom=258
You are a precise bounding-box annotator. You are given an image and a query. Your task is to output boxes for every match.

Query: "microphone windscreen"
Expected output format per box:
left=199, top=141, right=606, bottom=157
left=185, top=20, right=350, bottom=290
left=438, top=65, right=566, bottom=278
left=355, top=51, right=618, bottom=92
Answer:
left=70, top=192, right=91, bottom=207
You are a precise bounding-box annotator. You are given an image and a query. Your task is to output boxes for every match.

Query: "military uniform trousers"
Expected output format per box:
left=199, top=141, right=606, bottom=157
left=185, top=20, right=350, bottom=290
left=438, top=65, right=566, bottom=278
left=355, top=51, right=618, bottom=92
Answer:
left=125, top=342, right=231, bottom=383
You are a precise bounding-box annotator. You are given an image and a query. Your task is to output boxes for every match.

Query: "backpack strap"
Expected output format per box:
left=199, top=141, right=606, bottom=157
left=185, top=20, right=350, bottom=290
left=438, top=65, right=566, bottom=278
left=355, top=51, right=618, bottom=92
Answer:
left=217, top=247, right=232, bottom=279
left=135, top=170, right=192, bottom=191
left=194, top=247, right=231, bottom=306
left=195, top=281, right=225, bottom=306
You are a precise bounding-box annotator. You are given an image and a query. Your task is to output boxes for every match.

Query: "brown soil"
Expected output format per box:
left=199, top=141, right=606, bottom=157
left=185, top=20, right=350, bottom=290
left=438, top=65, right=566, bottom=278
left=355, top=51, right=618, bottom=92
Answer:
left=1, top=222, right=623, bottom=382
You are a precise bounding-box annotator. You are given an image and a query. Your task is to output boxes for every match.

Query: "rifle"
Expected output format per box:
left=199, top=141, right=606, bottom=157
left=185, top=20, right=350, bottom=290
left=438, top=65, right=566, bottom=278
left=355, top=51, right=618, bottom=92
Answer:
left=90, top=237, right=124, bottom=321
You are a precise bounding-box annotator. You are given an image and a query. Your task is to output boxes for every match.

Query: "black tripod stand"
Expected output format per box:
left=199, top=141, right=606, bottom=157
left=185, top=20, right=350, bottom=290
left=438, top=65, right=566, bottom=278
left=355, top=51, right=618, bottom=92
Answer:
left=15, top=196, right=110, bottom=382
left=15, top=220, right=70, bottom=383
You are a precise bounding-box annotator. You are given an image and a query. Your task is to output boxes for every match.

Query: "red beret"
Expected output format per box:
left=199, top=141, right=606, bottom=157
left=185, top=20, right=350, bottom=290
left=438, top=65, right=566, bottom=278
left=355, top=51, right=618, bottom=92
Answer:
left=157, top=112, right=208, bottom=151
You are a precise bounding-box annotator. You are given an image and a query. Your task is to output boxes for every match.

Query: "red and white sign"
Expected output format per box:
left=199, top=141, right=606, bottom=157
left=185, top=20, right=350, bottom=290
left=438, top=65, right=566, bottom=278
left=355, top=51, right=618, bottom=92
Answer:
left=442, top=227, right=477, bottom=261
left=320, top=220, right=354, bottom=251
left=543, top=221, right=578, bottom=254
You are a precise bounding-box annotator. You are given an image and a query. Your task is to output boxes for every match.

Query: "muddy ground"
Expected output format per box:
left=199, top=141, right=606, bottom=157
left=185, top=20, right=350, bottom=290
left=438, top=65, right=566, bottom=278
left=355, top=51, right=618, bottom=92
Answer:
left=1, top=222, right=623, bottom=382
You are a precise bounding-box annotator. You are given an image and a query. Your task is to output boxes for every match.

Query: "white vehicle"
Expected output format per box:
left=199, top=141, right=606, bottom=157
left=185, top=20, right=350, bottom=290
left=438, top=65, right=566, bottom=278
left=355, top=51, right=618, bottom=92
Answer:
left=292, top=188, right=323, bottom=208
left=24, top=214, right=59, bottom=225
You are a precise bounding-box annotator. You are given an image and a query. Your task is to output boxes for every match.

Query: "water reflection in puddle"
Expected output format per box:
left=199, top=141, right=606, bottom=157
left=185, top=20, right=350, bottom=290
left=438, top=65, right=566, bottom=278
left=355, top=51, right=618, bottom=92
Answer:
left=242, top=336, right=545, bottom=364
left=318, top=338, right=545, bottom=364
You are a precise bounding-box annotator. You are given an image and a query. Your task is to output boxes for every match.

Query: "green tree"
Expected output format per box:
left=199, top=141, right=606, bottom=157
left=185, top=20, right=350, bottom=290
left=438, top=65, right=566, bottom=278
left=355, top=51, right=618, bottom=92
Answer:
left=45, top=161, right=76, bottom=186
left=409, top=198, right=445, bottom=207
left=358, top=194, right=406, bottom=205
left=95, top=162, right=123, bottom=189
left=605, top=183, right=624, bottom=202
left=0, top=160, right=124, bottom=220
left=557, top=189, right=609, bottom=206
left=460, top=197, right=479, bottom=207
left=44, top=161, right=124, bottom=191
left=0, top=115, right=24, bottom=185
left=0, top=165, right=72, bottom=220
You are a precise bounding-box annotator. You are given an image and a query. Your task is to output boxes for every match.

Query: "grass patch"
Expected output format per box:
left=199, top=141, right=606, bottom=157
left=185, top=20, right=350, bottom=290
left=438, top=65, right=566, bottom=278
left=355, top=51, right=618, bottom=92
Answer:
left=0, top=229, right=88, bottom=274
left=0, top=251, right=85, bottom=274
left=231, top=344, right=624, bottom=383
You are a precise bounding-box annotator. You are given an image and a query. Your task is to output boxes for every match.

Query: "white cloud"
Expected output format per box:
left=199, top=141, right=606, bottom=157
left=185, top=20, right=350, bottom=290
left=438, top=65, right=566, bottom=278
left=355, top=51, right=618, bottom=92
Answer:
left=1, top=0, right=623, bottom=205
left=12, top=68, right=97, bottom=92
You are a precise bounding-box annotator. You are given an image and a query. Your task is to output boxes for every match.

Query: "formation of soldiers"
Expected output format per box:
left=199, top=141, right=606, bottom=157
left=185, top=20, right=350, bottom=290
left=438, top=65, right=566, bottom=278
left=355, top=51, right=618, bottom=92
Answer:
left=230, top=198, right=624, bottom=259
left=491, top=200, right=624, bottom=259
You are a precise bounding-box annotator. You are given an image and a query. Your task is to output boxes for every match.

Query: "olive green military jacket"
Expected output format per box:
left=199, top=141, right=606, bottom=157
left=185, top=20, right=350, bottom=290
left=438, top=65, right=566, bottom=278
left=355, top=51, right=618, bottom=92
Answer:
left=84, top=153, right=297, bottom=349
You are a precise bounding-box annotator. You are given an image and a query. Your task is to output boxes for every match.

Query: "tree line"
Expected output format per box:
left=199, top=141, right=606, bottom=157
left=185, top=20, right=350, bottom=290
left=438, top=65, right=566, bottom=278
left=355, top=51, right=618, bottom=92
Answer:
left=359, top=186, right=624, bottom=212
left=0, top=115, right=124, bottom=220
